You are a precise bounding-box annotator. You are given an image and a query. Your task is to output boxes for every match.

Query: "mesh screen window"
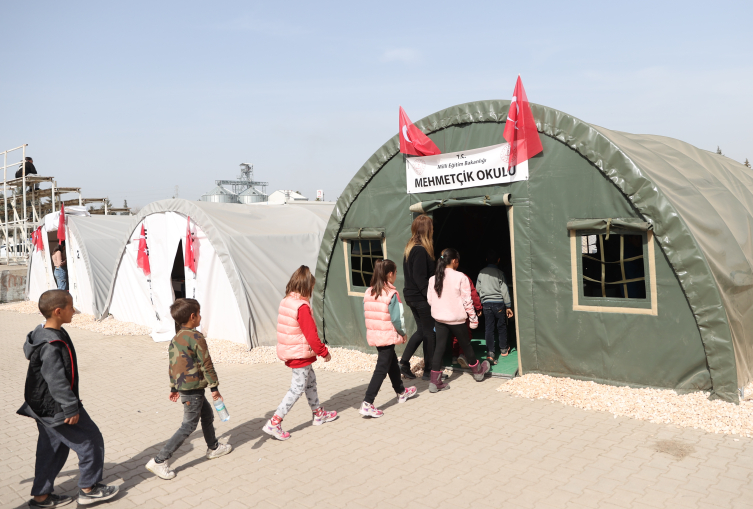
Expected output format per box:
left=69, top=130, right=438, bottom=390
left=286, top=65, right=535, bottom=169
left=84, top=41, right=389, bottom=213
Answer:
left=582, top=233, right=646, bottom=299
left=350, top=239, right=384, bottom=287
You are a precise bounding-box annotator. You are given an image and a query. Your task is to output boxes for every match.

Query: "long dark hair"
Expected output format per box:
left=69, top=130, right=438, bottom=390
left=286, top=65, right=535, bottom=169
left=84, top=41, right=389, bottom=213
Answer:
left=434, top=248, right=459, bottom=298
left=369, top=258, right=397, bottom=298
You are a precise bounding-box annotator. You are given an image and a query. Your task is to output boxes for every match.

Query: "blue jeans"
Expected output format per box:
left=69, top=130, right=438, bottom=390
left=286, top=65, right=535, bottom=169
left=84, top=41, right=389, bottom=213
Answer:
left=483, top=303, right=508, bottom=354
left=54, top=267, right=68, bottom=290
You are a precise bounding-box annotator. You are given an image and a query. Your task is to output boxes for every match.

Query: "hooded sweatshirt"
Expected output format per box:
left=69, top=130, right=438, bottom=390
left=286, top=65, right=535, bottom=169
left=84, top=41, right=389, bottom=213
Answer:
left=17, top=325, right=81, bottom=427
left=427, top=268, right=479, bottom=327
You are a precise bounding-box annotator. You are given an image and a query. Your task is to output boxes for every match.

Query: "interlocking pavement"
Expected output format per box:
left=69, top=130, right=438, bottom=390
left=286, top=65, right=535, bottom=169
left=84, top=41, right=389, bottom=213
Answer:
left=2, top=310, right=752, bottom=508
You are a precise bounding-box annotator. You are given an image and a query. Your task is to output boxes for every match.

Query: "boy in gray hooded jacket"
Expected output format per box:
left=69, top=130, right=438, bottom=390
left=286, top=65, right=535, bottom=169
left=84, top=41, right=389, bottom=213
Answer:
left=17, top=290, right=119, bottom=508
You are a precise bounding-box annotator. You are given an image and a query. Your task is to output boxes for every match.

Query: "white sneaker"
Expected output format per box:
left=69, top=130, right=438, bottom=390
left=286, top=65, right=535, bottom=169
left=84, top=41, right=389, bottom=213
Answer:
left=359, top=401, right=384, bottom=418
left=398, top=386, right=418, bottom=404
left=263, top=419, right=291, bottom=440
left=206, top=442, right=233, bottom=459
left=146, top=458, right=175, bottom=480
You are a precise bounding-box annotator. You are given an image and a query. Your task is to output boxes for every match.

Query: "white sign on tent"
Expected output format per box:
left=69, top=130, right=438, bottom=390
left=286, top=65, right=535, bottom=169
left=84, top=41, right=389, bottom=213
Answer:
left=405, top=142, right=528, bottom=194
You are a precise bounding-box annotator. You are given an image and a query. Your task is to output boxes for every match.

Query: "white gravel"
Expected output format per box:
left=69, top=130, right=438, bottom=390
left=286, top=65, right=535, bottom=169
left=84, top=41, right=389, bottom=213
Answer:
left=498, top=373, right=753, bottom=437
left=0, top=300, right=151, bottom=336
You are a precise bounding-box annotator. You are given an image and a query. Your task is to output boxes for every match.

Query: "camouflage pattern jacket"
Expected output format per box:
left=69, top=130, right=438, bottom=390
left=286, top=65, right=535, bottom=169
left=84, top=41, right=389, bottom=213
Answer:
left=168, top=328, right=219, bottom=392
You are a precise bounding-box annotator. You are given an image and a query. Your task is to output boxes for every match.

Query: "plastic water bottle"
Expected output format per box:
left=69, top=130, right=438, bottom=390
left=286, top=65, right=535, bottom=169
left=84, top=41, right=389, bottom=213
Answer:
left=213, top=398, right=230, bottom=421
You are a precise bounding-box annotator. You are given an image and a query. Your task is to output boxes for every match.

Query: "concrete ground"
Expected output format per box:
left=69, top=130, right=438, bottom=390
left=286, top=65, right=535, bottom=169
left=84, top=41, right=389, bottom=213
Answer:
left=2, top=310, right=752, bottom=509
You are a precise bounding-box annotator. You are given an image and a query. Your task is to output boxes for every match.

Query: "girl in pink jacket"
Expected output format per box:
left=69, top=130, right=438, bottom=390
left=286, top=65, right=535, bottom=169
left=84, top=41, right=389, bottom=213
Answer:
left=360, top=259, right=418, bottom=418
left=262, top=266, right=338, bottom=440
left=427, top=248, right=491, bottom=392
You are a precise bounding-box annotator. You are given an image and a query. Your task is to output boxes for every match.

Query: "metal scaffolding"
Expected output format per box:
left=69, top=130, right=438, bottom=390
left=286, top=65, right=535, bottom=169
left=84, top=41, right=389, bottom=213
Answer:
left=1, top=144, right=82, bottom=265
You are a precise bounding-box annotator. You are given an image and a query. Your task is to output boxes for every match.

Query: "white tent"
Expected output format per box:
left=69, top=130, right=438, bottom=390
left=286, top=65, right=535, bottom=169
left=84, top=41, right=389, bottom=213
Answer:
left=27, top=212, right=133, bottom=317
left=102, top=199, right=334, bottom=346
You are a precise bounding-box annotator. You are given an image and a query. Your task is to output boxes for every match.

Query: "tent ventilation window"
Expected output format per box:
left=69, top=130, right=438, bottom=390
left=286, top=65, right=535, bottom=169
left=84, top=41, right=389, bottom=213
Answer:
left=568, top=219, right=658, bottom=315
left=350, top=239, right=383, bottom=287
left=581, top=233, right=646, bottom=299
left=339, top=229, right=387, bottom=297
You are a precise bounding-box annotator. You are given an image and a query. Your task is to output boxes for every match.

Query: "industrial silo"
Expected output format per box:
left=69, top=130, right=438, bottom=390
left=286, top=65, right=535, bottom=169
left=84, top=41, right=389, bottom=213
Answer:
left=200, top=185, right=238, bottom=203
left=238, top=186, right=267, bottom=204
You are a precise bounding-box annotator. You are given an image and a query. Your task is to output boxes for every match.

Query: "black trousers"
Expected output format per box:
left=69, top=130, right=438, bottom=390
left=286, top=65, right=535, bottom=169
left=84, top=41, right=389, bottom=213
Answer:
left=434, top=321, right=478, bottom=372
left=364, top=345, right=405, bottom=404
left=400, top=300, right=435, bottom=369
left=32, top=407, right=104, bottom=496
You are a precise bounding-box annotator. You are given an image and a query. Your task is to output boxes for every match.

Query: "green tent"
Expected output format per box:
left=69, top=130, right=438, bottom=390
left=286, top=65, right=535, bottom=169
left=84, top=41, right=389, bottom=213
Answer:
left=313, top=100, right=753, bottom=403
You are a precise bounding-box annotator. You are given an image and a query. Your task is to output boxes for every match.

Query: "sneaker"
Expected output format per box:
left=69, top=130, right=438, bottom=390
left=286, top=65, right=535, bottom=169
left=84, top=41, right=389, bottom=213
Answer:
left=77, top=483, right=119, bottom=506
left=397, top=386, right=417, bottom=404
left=312, top=408, right=338, bottom=426
left=263, top=417, right=291, bottom=441
left=457, top=355, right=469, bottom=369
left=28, top=494, right=73, bottom=508
left=451, top=357, right=458, bottom=365
left=359, top=401, right=384, bottom=418
left=206, top=442, right=233, bottom=459
left=145, top=458, right=175, bottom=480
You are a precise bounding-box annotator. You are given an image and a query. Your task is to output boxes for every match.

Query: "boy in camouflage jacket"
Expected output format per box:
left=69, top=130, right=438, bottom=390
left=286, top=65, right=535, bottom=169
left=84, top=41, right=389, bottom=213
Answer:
left=146, top=299, right=232, bottom=480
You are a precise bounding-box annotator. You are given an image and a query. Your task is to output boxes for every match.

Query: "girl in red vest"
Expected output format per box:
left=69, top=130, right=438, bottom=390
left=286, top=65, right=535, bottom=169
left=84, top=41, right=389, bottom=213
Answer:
left=262, top=266, right=338, bottom=440
left=360, top=259, right=418, bottom=417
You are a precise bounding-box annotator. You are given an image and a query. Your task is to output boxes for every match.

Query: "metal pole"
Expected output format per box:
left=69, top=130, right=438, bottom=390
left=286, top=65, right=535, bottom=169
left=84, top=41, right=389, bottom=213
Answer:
left=51, top=180, right=56, bottom=213
left=2, top=150, right=6, bottom=265
left=22, top=145, right=27, bottom=261
left=104, top=199, right=108, bottom=215
left=78, top=191, right=82, bottom=207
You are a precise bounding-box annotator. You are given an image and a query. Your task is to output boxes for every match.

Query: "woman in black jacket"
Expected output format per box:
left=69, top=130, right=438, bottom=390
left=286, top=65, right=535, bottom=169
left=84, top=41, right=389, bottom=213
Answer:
left=398, top=215, right=437, bottom=380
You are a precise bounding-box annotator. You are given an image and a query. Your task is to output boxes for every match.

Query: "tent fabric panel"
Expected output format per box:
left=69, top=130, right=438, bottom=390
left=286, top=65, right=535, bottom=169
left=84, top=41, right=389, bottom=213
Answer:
left=65, top=228, right=94, bottom=315
left=189, top=222, right=247, bottom=345
left=66, top=216, right=133, bottom=318
left=593, top=130, right=753, bottom=390
left=525, top=138, right=710, bottom=391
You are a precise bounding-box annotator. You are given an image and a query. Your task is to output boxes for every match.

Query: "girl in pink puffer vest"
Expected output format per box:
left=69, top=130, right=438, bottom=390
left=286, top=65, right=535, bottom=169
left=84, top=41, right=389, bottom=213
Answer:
left=359, top=259, right=418, bottom=418
left=262, top=265, right=338, bottom=441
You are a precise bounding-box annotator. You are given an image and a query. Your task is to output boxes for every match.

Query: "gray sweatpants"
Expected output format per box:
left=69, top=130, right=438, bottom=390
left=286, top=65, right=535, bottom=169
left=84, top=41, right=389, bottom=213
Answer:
left=275, top=366, right=320, bottom=418
left=32, top=407, right=104, bottom=496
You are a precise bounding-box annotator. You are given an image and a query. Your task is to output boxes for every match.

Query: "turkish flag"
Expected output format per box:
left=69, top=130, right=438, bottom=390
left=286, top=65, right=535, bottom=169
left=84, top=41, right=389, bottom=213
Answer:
left=57, top=203, right=66, bottom=243
left=185, top=216, right=196, bottom=273
left=503, top=76, right=543, bottom=167
left=137, top=224, right=151, bottom=276
left=32, top=227, right=44, bottom=251
left=399, top=107, right=441, bottom=156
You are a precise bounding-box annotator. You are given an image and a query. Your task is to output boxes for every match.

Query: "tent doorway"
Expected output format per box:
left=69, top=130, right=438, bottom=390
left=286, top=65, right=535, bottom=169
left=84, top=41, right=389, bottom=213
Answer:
left=432, top=205, right=518, bottom=376
left=171, top=240, right=186, bottom=300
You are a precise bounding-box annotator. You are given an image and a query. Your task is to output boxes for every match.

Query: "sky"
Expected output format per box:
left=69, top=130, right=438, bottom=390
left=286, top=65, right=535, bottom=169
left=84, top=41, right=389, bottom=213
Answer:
left=1, top=1, right=751, bottom=208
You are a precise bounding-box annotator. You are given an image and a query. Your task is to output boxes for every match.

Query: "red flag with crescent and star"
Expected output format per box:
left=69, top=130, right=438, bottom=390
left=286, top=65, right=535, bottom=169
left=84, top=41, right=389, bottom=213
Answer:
left=399, top=107, right=441, bottom=156
left=32, top=227, right=44, bottom=251
left=57, top=203, right=66, bottom=243
left=185, top=216, right=196, bottom=273
left=503, top=76, right=543, bottom=167
left=137, top=224, right=151, bottom=276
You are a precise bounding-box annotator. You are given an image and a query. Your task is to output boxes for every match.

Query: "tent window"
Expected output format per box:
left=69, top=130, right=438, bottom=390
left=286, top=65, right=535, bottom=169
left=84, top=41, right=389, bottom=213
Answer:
left=581, top=233, right=646, bottom=299
left=349, top=239, right=384, bottom=287
left=570, top=229, right=657, bottom=315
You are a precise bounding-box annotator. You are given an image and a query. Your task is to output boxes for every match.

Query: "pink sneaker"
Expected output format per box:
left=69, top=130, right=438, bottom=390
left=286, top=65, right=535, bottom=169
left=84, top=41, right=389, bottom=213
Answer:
left=262, top=415, right=291, bottom=441
left=312, top=407, right=338, bottom=426
left=359, top=401, right=384, bottom=418
left=398, top=386, right=417, bottom=404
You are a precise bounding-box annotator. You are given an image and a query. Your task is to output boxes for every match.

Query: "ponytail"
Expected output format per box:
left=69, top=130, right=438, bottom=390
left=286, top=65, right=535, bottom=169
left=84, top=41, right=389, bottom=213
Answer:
left=434, top=248, right=459, bottom=298
left=370, top=258, right=397, bottom=298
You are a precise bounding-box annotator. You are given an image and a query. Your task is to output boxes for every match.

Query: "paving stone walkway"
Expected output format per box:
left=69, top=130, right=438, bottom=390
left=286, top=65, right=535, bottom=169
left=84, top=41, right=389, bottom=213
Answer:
left=2, top=310, right=752, bottom=508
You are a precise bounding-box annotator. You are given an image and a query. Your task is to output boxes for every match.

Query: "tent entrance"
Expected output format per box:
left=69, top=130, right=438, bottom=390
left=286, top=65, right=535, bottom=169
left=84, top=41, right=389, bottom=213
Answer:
left=171, top=240, right=186, bottom=300
left=432, top=205, right=518, bottom=377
